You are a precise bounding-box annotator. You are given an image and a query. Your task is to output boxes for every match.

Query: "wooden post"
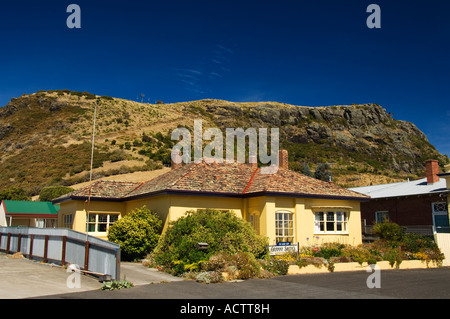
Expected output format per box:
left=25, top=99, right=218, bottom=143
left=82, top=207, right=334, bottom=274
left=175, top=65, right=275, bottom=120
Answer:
left=6, top=233, right=11, bottom=254
left=84, top=241, right=90, bottom=271
left=115, top=247, right=121, bottom=281
left=29, top=235, right=34, bottom=260
left=61, top=236, right=67, bottom=266
left=17, top=234, right=22, bottom=254
left=43, top=235, right=49, bottom=263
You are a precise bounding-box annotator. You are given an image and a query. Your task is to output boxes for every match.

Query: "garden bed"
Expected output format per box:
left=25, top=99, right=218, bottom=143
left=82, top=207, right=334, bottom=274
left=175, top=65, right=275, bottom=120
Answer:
left=144, top=219, right=446, bottom=283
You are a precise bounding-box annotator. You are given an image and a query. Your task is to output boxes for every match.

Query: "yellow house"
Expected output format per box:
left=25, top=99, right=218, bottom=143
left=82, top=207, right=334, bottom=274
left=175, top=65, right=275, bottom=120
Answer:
left=53, top=150, right=369, bottom=246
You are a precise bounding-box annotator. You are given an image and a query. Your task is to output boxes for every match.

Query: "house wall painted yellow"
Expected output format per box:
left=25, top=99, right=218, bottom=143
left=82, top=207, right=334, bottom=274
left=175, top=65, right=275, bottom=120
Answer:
left=58, top=194, right=362, bottom=246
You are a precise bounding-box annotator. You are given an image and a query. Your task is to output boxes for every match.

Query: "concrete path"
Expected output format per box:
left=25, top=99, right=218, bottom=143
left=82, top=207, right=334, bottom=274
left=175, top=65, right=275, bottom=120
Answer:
left=119, top=262, right=183, bottom=285
left=0, top=253, right=181, bottom=299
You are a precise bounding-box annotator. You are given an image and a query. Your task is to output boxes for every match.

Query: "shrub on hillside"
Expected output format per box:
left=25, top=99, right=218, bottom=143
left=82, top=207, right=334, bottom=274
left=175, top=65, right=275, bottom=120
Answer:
left=107, top=206, right=162, bottom=261
left=0, top=187, right=30, bottom=201
left=314, top=163, right=332, bottom=182
left=39, top=186, right=74, bottom=201
left=152, top=209, right=268, bottom=275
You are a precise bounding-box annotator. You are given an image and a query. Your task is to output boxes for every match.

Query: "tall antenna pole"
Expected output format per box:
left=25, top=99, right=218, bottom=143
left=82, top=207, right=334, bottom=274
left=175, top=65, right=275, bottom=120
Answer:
left=89, top=101, right=98, bottom=183
left=86, top=100, right=98, bottom=236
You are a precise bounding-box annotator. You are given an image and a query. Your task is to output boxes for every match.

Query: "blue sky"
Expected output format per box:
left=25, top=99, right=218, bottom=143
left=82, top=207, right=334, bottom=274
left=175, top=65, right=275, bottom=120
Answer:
left=1, top=0, right=449, bottom=156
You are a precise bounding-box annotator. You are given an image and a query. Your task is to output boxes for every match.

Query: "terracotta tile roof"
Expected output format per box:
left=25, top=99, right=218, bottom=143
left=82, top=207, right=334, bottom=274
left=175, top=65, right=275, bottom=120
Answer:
left=63, top=180, right=142, bottom=199
left=247, top=167, right=367, bottom=198
left=127, top=161, right=255, bottom=197
left=55, top=162, right=368, bottom=202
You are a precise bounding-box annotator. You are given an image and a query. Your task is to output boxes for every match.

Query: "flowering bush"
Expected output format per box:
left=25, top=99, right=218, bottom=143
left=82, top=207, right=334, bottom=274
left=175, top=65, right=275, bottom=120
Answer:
left=273, top=252, right=297, bottom=263
left=195, top=271, right=224, bottom=284
left=413, top=248, right=445, bottom=267
left=341, top=245, right=379, bottom=266
left=260, top=258, right=290, bottom=276
left=312, top=243, right=345, bottom=260
left=200, top=252, right=261, bottom=279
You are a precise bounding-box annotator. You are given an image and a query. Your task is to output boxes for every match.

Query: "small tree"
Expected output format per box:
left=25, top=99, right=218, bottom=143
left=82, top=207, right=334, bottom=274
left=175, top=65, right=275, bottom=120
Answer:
left=107, top=206, right=162, bottom=261
left=301, top=162, right=313, bottom=177
left=39, top=186, right=74, bottom=201
left=315, top=163, right=332, bottom=182
left=0, top=187, right=30, bottom=201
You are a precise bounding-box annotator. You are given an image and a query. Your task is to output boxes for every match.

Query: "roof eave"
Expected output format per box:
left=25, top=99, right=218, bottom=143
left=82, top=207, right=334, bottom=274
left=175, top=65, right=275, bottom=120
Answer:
left=6, top=213, right=58, bottom=218
left=126, top=189, right=371, bottom=201
left=52, top=195, right=125, bottom=204
left=53, top=189, right=370, bottom=203
left=242, top=191, right=370, bottom=201
left=368, top=189, right=450, bottom=200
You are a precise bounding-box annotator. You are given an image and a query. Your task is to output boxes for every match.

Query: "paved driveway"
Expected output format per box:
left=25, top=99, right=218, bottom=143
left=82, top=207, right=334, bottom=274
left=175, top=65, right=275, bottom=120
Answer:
left=39, top=267, right=450, bottom=299
left=3, top=252, right=450, bottom=300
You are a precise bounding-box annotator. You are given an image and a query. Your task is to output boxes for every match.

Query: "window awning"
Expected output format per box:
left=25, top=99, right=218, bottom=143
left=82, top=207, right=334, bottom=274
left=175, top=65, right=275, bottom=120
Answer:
left=311, top=206, right=353, bottom=210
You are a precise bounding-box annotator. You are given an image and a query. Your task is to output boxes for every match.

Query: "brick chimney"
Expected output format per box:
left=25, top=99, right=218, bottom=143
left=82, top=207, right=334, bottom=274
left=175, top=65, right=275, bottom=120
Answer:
left=426, top=159, right=440, bottom=184
left=278, top=149, right=289, bottom=170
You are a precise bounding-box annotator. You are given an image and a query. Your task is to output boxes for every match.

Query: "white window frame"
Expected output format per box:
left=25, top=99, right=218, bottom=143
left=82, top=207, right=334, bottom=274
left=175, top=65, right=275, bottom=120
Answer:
left=375, top=211, right=389, bottom=223
left=35, top=218, right=45, bottom=228
left=432, top=202, right=449, bottom=234
left=314, top=211, right=349, bottom=234
left=35, top=218, right=56, bottom=228
left=86, top=213, right=119, bottom=234
left=275, top=211, right=295, bottom=244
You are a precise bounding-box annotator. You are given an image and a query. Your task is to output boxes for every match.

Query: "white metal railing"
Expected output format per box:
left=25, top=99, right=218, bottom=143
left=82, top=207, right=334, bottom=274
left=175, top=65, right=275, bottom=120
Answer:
left=0, top=227, right=120, bottom=280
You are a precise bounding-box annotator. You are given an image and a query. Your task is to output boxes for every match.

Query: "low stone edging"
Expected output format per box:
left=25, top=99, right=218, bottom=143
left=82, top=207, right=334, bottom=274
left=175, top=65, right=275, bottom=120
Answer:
left=287, top=260, right=439, bottom=275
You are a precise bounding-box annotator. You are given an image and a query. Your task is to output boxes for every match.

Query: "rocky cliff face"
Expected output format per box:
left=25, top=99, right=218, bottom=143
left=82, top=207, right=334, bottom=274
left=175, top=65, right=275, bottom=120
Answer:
left=0, top=91, right=447, bottom=194
left=202, top=101, right=443, bottom=175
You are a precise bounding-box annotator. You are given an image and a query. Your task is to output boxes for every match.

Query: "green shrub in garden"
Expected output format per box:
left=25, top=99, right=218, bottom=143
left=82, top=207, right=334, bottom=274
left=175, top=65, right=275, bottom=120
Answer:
left=107, top=206, right=162, bottom=261
left=152, top=209, right=268, bottom=276
left=383, top=248, right=403, bottom=269
left=401, top=232, right=439, bottom=253
left=372, top=221, right=405, bottom=243
left=312, top=243, right=345, bottom=260
left=341, top=246, right=379, bottom=265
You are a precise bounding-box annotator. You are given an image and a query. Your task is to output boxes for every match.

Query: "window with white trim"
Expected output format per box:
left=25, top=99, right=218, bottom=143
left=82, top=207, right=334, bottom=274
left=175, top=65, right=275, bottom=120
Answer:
left=314, top=211, right=348, bottom=234
left=86, top=213, right=119, bottom=233
left=275, top=211, right=294, bottom=243
left=36, top=218, right=56, bottom=228
left=432, top=202, right=449, bottom=234
left=375, top=211, right=389, bottom=223
left=432, top=202, right=448, bottom=214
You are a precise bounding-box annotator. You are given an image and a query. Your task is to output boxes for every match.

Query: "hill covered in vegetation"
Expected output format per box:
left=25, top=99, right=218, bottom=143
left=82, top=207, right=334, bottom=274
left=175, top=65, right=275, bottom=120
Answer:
left=0, top=90, right=447, bottom=196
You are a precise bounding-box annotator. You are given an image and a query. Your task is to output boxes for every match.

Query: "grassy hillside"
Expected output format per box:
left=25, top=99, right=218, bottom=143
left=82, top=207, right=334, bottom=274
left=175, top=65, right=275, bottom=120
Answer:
left=0, top=90, right=448, bottom=195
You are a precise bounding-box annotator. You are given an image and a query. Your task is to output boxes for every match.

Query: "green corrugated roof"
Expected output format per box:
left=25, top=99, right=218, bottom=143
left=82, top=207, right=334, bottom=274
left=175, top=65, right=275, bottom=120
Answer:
left=2, top=200, right=59, bottom=215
